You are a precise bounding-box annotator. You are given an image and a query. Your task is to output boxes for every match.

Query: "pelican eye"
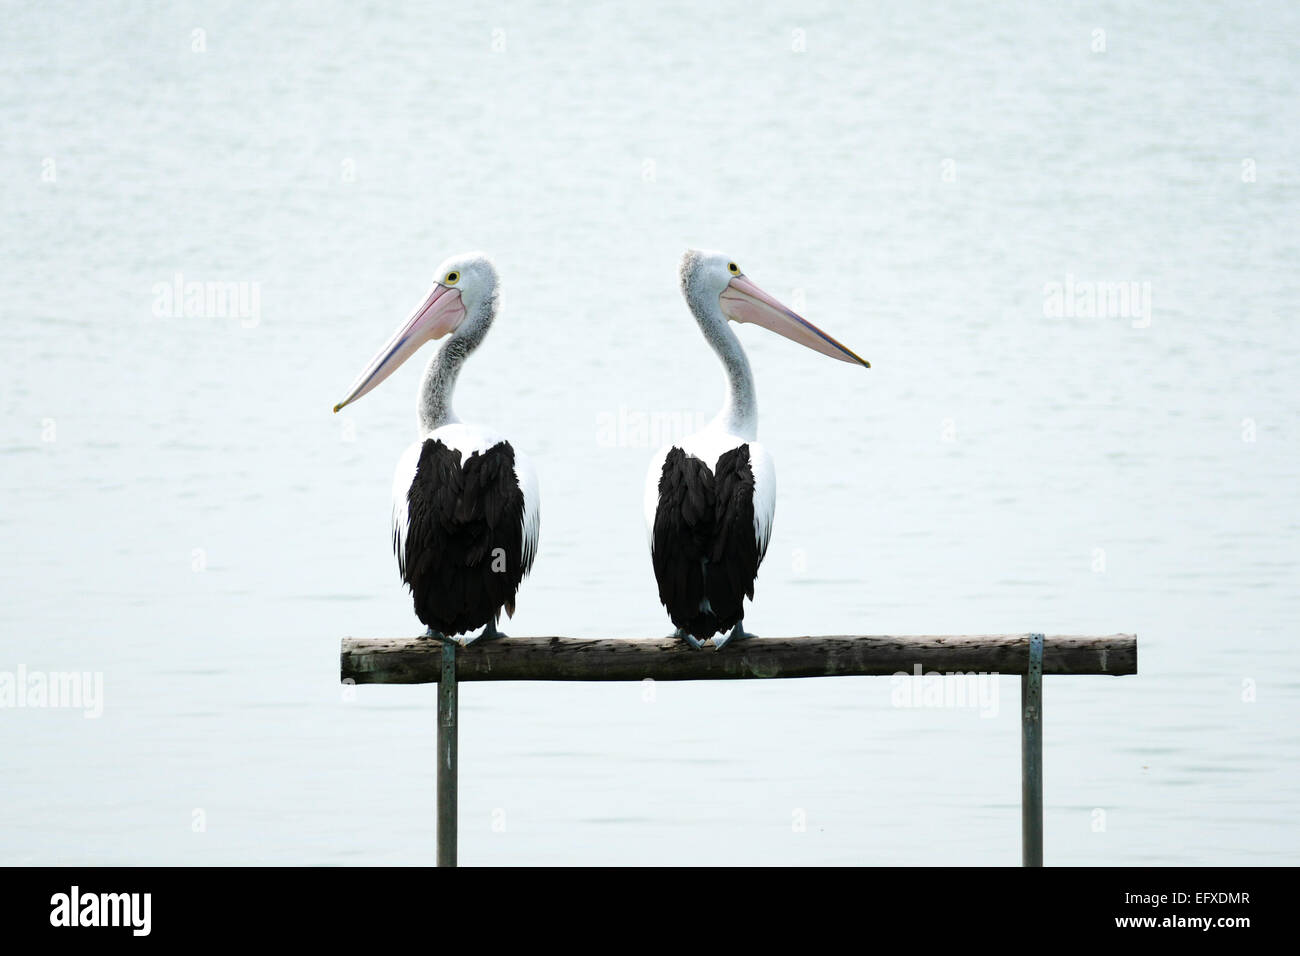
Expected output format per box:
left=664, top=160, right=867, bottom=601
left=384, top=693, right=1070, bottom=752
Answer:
left=728, top=262, right=740, bottom=275
left=444, top=271, right=460, bottom=285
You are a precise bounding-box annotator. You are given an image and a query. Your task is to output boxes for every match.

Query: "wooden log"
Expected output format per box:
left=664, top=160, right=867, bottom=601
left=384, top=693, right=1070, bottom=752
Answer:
left=341, top=633, right=1136, bottom=684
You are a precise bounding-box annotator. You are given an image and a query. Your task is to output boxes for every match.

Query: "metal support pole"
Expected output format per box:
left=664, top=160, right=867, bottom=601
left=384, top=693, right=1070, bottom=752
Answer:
left=437, top=641, right=458, bottom=867
left=1021, top=633, right=1043, bottom=867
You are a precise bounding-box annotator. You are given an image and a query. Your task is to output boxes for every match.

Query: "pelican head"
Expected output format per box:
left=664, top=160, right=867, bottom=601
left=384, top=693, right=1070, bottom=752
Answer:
left=680, top=249, right=869, bottom=367
left=333, top=252, right=499, bottom=413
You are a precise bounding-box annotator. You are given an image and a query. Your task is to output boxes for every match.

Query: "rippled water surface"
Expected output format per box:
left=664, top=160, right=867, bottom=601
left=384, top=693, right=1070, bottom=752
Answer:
left=2, top=1, right=1297, bottom=865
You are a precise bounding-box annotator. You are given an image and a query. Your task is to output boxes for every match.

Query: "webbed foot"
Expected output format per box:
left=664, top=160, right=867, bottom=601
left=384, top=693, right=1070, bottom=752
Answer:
left=713, top=621, right=756, bottom=651
left=463, top=619, right=507, bottom=646
left=422, top=627, right=458, bottom=646
left=671, top=628, right=704, bottom=650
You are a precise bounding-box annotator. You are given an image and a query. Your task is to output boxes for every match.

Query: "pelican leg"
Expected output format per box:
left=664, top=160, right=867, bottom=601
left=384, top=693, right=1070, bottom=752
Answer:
left=422, top=627, right=458, bottom=646
left=713, top=621, right=756, bottom=651
left=671, top=628, right=704, bottom=650
left=463, top=618, right=507, bottom=646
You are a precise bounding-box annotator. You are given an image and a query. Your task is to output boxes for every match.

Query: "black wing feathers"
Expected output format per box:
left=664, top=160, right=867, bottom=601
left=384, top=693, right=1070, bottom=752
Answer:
left=711, top=446, right=761, bottom=604
left=400, top=438, right=527, bottom=636
left=651, top=444, right=761, bottom=638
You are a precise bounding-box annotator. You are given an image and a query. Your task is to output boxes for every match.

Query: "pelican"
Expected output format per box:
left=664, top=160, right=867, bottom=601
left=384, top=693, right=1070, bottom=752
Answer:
left=333, top=253, right=539, bottom=645
left=644, top=250, right=869, bottom=650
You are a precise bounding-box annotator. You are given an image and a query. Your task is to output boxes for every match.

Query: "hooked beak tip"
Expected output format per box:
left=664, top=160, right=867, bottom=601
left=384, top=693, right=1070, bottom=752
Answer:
left=332, top=403, right=344, bottom=414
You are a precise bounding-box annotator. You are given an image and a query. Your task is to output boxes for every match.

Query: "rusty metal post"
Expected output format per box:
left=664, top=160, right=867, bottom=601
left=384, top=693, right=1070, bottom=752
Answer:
left=1021, top=633, right=1044, bottom=866
left=437, top=641, right=458, bottom=867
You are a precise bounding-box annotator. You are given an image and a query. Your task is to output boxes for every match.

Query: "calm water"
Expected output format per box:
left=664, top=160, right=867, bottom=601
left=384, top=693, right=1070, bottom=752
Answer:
left=2, top=1, right=1297, bottom=865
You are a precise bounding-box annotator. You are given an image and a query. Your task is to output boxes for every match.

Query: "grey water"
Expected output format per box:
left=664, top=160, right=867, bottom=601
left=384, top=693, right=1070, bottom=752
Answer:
left=1, top=1, right=1297, bottom=865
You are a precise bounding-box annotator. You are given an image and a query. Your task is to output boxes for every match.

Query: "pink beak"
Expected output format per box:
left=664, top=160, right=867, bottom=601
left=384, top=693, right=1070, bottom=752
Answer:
left=719, top=275, right=870, bottom=367
left=333, top=284, right=467, bottom=413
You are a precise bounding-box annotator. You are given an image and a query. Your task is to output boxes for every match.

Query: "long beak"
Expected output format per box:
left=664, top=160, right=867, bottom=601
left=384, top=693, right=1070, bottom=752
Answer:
left=333, top=284, right=466, bottom=413
left=720, top=275, right=869, bottom=367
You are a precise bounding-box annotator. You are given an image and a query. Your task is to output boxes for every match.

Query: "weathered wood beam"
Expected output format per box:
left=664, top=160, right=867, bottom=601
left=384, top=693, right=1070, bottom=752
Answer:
left=341, top=633, right=1136, bottom=684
